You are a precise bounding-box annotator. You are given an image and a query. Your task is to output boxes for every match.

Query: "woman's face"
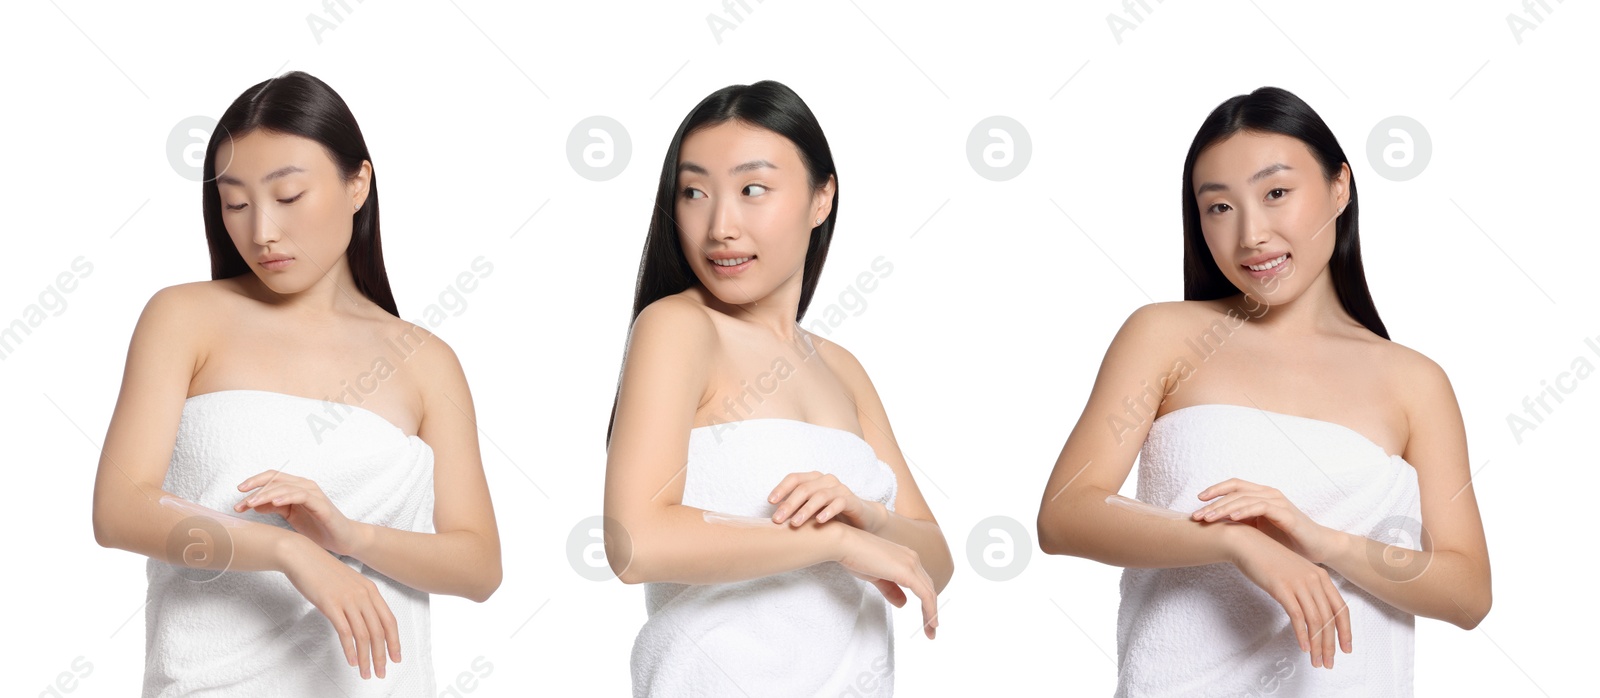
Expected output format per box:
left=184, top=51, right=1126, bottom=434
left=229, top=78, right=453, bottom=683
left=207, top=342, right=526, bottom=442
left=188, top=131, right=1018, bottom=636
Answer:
left=1191, top=130, right=1349, bottom=305
left=674, top=120, right=834, bottom=307
left=213, top=129, right=370, bottom=295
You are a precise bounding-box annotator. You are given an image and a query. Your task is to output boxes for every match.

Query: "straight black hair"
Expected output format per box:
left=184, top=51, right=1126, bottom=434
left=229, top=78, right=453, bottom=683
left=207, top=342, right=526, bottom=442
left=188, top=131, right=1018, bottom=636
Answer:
left=607, top=80, right=839, bottom=447
left=202, top=70, right=399, bottom=317
left=1180, top=86, right=1387, bottom=340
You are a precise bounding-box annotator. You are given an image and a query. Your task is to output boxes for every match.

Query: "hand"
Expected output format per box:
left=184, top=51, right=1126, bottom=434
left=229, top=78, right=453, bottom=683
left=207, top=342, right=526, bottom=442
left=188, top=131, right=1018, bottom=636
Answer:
left=236, top=470, right=365, bottom=557
left=281, top=540, right=401, bottom=679
left=1193, top=479, right=1338, bottom=563
left=1230, top=529, right=1352, bottom=670
left=836, top=527, right=939, bottom=639
left=768, top=471, right=887, bottom=533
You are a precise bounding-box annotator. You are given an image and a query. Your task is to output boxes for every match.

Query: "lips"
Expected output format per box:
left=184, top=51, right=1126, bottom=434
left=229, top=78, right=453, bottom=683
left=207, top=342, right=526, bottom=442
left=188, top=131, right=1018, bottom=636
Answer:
left=1243, top=253, right=1288, bottom=272
left=1241, top=252, right=1291, bottom=280
left=708, top=254, right=755, bottom=276
left=259, top=254, right=295, bottom=272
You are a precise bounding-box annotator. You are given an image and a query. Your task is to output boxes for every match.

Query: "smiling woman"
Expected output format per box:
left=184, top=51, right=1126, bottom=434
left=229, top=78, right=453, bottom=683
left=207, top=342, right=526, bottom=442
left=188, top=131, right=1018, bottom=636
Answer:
left=90, top=71, right=502, bottom=698
left=603, top=81, right=952, bottom=698
left=1036, top=87, right=1490, bottom=697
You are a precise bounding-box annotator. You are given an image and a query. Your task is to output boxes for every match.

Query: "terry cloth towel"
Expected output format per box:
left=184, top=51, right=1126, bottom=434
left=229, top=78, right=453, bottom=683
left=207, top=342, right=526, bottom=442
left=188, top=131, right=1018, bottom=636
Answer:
left=1116, top=403, right=1422, bottom=697
left=630, top=418, right=900, bottom=698
left=143, top=389, right=436, bottom=697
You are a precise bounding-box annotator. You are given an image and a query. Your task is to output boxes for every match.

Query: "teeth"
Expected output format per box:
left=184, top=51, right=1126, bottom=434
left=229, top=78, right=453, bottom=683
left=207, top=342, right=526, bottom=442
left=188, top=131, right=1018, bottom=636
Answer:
left=1247, top=254, right=1287, bottom=272
left=712, top=257, right=751, bottom=267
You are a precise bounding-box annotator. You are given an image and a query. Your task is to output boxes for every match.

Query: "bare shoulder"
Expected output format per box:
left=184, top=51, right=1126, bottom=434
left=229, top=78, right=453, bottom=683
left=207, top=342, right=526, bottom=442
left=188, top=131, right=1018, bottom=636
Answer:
left=1110, top=300, right=1221, bottom=352
left=809, top=332, right=878, bottom=403
left=385, top=319, right=465, bottom=383
left=1382, top=338, right=1458, bottom=411
left=628, top=293, right=719, bottom=357
left=135, top=279, right=246, bottom=339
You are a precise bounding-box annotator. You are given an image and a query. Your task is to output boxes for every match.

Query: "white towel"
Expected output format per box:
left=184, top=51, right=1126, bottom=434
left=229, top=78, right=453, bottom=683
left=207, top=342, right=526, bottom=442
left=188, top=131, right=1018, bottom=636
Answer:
left=144, top=389, right=436, bottom=697
left=1115, top=403, right=1421, bottom=697
left=631, top=418, right=900, bottom=698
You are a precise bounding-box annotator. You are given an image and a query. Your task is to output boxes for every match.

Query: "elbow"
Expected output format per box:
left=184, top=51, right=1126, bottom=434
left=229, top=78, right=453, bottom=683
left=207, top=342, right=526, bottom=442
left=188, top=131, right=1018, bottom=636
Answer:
left=611, top=546, right=651, bottom=585
left=1455, top=586, right=1492, bottom=631
left=608, top=535, right=649, bottom=585
left=91, top=506, right=120, bottom=550
left=606, top=514, right=653, bottom=584
left=1036, top=509, right=1075, bottom=557
left=469, top=565, right=503, bottom=604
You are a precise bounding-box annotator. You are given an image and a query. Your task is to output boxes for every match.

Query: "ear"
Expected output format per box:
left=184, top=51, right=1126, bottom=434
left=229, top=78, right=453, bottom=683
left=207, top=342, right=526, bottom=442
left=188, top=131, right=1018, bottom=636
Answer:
left=1333, top=162, right=1351, bottom=212
left=348, top=160, right=373, bottom=213
left=811, top=174, right=836, bottom=226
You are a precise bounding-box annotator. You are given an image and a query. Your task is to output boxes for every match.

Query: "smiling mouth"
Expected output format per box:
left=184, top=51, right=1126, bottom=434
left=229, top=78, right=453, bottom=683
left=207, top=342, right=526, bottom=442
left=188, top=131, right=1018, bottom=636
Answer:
left=711, top=256, right=753, bottom=267
left=1244, top=253, right=1289, bottom=272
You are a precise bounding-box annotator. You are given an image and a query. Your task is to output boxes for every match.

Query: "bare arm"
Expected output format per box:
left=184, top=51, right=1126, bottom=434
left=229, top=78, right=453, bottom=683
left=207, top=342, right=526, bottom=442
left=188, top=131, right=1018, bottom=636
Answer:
left=819, top=339, right=954, bottom=593
left=92, top=286, right=310, bottom=573
left=342, top=331, right=503, bottom=602
left=1313, top=355, right=1491, bottom=629
left=604, top=298, right=852, bottom=584
left=1037, top=303, right=1251, bottom=567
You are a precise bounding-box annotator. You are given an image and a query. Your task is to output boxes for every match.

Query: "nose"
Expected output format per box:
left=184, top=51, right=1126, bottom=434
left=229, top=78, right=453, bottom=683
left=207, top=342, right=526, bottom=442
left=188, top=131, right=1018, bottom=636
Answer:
left=251, top=205, right=281, bottom=247
left=1237, top=202, right=1270, bottom=249
left=708, top=195, right=740, bottom=242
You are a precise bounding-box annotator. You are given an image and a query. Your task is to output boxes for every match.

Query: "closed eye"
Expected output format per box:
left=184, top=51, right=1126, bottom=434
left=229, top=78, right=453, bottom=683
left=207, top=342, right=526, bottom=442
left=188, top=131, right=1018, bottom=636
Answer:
left=278, top=192, right=305, bottom=204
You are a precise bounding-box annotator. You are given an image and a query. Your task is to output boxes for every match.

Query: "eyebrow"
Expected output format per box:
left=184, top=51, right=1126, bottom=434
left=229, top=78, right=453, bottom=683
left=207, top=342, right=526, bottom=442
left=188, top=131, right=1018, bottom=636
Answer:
left=679, top=159, right=778, bottom=176
left=1195, top=163, right=1292, bottom=195
left=217, top=165, right=306, bottom=187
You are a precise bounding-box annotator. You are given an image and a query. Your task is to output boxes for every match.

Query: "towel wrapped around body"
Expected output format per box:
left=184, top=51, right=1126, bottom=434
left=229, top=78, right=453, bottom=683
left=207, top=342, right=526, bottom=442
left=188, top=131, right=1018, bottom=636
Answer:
left=144, top=389, right=436, bottom=697
left=631, top=418, right=900, bottom=698
left=1117, top=403, right=1421, bottom=697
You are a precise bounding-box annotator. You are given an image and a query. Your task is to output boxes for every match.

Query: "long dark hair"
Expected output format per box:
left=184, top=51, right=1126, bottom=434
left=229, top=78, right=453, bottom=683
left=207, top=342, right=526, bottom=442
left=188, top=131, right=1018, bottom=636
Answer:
left=202, top=71, right=399, bottom=317
left=607, top=80, right=840, bottom=446
left=1180, top=86, right=1387, bottom=340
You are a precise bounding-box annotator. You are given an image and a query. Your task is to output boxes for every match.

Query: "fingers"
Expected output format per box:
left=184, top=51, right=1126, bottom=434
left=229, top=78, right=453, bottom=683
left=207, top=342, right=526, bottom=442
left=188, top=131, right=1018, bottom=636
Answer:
left=236, top=469, right=298, bottom=493
left=375, top=588, right=403, bottom=663
left=1323, top=575, right=1353, bottom=655
left=345, top=606, right=372, bottom=679
left=910, top=566, right=939, bottom=640
left=1194, top=495, right=1257, bottom=522
left=787, top=493, right=840, bottom=527
left=815, top=498, right=848, bottom=525
left=1280, top=591, right=1309, bottom=656
left=1310, top=584, right=1336, bottom=669
left=363, top=603, right=388, bottom=679
left=868, top=578, right=907, bottom=608
left=766, top=471, right=823, bottom=508
left=1196, top=478, right=1251, bottom=501
left=329, top=607, right=357, bottom=669
left=236, top=484, right=301, bottom=512
left=771, top=473, right=841, bottom=525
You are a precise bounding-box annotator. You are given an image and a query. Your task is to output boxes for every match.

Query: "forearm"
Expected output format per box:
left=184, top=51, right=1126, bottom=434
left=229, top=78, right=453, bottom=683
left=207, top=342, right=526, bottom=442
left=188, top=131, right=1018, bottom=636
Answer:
left=612, top=504, right=846, bottom=585
left=1319, top=530, right=1491, bottom=629
left=865, top=503, right=953, bottom=592
left=94, top=489, right=303, bottom=574
left=349, top=524, right=501, bottom=602
left=1038, top=487, right=1245, bottom=568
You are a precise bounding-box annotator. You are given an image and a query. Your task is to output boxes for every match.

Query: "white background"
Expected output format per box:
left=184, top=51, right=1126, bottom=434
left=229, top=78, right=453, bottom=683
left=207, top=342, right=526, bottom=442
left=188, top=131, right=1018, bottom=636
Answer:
left=5, top=1, right=1594, bottom=695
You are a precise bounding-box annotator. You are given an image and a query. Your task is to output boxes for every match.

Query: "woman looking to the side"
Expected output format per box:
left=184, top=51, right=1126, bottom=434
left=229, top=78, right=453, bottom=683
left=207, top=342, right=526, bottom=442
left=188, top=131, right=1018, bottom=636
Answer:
left=91, top=71, right=501, bottom=697
left=604, top=80, right=952, bottom=698
left=1036, top=86, right=1489, bottom=696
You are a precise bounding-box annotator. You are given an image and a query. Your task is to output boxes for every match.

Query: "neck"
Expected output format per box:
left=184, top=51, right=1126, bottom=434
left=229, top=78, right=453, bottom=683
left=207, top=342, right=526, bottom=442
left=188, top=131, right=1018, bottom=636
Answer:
left=698, top=280, right=804, bottom=344
left=1231, top=263, right=1353, bottom=337
left=246, top=260, right=371, bottom=320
